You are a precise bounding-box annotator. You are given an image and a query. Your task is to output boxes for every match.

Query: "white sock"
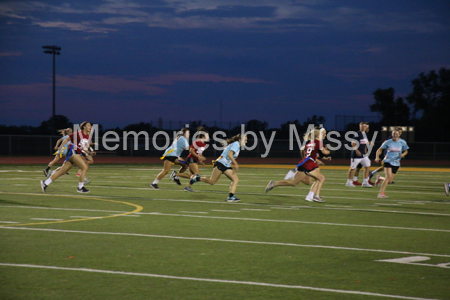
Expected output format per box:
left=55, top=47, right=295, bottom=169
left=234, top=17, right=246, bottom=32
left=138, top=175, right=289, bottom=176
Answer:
left=307, top=191, right=314, bottom=198
left=347, top=179, right=352, bottom=184
left=353, top=176, right=358, bottom=181
left=44, top=178, right=52, bottom=185
left=153, top=179, right=159, bottom=184
left=78, top=182, right=84, bottom=189
left=363, top=178, right=368, bottom=183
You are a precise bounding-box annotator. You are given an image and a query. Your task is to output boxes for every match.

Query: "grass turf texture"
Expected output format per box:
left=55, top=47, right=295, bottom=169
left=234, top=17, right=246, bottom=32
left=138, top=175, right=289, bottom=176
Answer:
left=0, top=164, right=449, bottom=300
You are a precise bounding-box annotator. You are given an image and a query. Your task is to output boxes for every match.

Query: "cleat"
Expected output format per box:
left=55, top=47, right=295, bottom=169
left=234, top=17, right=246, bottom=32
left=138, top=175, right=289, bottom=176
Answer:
left=66, top=172, right=69, bottom=175
left=150, top=183, right=159, bottom=189
left=40, top=181, right=47, bottom=193
left=77, top=186, right=90, bottom=193
left=368, top=180, right=375, bottom=186
left=368, top=171, right=374, bottom=180
left=352, top=181, right=362, bottom=186
left=173, top=176, right=182, bottom=186
left=345, top=182, right=355, bottom=187
left=445, top=183, right=450, bottom=196
left=43, top=169, right=49, bottom=177
left=84, top=178, right=91, bottom=184
left=169, top=170, right=176, bottom=181
left=265, top=180, right=274, bottom=193
left=77, top=173, right=81, bottom=177
left=184, top=187, right=194, bottom=192
left=362, top=182, right=373, bottom=188
left=390, top=181, right=395, bottom=184
left=226, top=196, right=241, bottom=203
left=189, top=174, right=201, bottom=185
left=305, top=195, right=314, bottom=202
left=377, top=193, right=388, bottom=198
left=313, top=195, right=325, bottom=203
left=375, top=175, right=382, bottom=187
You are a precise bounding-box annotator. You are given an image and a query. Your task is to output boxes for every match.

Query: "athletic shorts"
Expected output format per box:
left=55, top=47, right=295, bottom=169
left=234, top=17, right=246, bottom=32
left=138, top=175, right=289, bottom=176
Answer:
left=296, top=157, right=318, bottom=173
left=164, top=156, right=178, bottom=163
left=187, top=157, right=198, bottom=164
left=383, top=163, right=399, bottom=174
left=214, top=162, right=232, bottom=173
left=65, top=145, right=74, bottom=162
left=350, top=157, right=371, bottom=169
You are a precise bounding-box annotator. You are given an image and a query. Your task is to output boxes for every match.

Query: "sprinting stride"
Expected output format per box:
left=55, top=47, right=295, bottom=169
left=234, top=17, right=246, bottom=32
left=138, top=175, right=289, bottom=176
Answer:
left=265, top=128, right=330, bottom=203
left=43, top=127, right=73, bottom=177
left=151, top=128, right=190, bottom=189
left=374, top=130, right=409, bottom=198
left=189, top=134, right=247, bottom=202
left=40, top=121, right=94, bottom=194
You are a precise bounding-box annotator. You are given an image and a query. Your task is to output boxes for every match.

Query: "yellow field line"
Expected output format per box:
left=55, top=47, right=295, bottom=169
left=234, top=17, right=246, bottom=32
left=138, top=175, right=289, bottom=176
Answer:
left=0, top=191, right=143, bottom=227
left=238, top=164, right=450, bottom=172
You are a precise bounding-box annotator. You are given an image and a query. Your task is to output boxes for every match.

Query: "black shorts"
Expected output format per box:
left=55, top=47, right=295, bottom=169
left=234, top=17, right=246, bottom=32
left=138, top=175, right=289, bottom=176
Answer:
left=187, top=157, right=198, bottom=164
left=297, top=165, right=318, bottom=174
left=214, top=162, right=232, bottom=173
left=164, top=156, right=178, bottom=163
left=384, top=163, right=399, bottom=174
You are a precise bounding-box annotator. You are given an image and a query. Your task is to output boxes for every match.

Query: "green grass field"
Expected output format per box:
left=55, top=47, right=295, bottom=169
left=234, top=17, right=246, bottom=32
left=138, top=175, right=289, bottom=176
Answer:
left=1, top=164, right=449, bottom=300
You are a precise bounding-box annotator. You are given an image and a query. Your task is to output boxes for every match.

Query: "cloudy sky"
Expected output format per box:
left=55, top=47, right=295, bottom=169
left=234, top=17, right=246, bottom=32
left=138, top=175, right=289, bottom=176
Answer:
left=1, top=0, right=449, bottom=129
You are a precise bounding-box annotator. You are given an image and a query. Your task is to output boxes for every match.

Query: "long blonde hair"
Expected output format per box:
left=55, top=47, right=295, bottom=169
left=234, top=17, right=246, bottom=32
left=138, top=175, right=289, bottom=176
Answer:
left=304, top=128, right=324, bottom=141
left=223, top=133, right=245, bottom=146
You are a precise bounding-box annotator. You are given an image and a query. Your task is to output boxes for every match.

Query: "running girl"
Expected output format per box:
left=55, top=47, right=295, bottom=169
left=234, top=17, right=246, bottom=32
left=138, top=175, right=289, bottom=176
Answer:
left=151, top=128, right=190, bottom=189
left=189, top=134, right=247, bottom=202
left=170, top=127, right=209, bottom=191
left=265, top=128, right=329, bottom=203
left=374, top=130, right=409, bottom=198
left=40, top=121, right=93, bottom=193
left=43, top=128, right=73, bottom=177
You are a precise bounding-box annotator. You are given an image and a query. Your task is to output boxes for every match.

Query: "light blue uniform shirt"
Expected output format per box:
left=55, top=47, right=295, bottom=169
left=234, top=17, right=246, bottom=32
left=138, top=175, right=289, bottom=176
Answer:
left=57, top=135, right=70, bottom=156
left=163, top=136, right=189, bottom=158
left=381, top=138, right=409, bottom=166
left=217, top=141, right=241, bottom=168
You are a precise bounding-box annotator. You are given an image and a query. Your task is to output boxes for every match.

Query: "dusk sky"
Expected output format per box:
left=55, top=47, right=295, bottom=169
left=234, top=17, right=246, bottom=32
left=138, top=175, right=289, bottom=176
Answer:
left=1, top=0, right=449, bottom=129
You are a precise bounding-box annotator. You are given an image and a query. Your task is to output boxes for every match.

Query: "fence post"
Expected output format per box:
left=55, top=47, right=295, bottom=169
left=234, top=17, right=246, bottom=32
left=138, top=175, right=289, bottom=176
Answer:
left=9, top=135, right=12, bottom=155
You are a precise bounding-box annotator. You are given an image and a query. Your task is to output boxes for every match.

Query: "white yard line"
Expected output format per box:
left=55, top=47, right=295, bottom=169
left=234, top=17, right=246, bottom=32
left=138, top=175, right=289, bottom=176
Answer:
left=0, top=263, right=440, bottom=300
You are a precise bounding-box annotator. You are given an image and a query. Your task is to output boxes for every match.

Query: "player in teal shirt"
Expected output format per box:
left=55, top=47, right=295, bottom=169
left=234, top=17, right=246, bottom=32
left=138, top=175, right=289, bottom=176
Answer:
left=375, top=130, right=409, bottom=198
left=189, top=134, right=247, bottom=202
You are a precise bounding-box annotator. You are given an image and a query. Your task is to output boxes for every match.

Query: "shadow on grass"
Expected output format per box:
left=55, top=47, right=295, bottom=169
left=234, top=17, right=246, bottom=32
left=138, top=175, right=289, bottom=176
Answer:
left=0, top=199, right=49, bottom=207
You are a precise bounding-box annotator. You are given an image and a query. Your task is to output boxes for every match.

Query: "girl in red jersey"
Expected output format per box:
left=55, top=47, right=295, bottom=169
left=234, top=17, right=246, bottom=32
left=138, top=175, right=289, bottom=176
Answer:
left=40, top=121, right=94, bottom=193
left=265, top=128, right=330, bottom=203
left=170, top=127, right=209, bottom=191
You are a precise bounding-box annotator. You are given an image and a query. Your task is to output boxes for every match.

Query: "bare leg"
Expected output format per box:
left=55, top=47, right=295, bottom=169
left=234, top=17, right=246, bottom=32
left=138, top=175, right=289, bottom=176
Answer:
left=308, top=169, right=326, bottom=196
left=273, top=171, right=307, bottom=188
left=223, top=169, right=239, bottom=194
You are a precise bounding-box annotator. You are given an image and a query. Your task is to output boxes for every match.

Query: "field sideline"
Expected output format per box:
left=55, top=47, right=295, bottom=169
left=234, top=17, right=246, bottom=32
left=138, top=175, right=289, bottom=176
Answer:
left=0, top=163, right=449, bottom=299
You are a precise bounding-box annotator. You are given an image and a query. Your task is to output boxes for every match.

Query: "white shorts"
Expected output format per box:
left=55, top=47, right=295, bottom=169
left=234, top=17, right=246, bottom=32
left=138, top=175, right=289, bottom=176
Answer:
left=350, top=157, right=371, bottom=169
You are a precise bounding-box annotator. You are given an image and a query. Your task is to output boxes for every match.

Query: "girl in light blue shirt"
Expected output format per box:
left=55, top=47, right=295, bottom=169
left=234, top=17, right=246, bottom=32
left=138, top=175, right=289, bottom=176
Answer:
left=189, top=134, right=247, bottom=202
left=375, top=130, right=409, bottom=198
left=151, top=128, right=190, bottom=189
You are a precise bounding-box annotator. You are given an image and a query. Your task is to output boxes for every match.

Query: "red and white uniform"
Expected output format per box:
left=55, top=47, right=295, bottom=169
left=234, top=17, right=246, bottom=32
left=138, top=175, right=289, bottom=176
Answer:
left=69, top=130, right=91, bottom=155
left=297, top=140, right=321, bottom=171
left=187, top=140, right=206, bottom=162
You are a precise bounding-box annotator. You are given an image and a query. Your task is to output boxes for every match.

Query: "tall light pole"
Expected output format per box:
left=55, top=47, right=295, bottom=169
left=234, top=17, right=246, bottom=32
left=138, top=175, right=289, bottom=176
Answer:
left=42, top=45, right=61, bottom=135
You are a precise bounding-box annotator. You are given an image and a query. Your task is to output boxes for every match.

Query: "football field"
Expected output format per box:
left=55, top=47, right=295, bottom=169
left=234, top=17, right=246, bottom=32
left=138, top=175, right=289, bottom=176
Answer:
left=1, top=164, right=449, bottom=300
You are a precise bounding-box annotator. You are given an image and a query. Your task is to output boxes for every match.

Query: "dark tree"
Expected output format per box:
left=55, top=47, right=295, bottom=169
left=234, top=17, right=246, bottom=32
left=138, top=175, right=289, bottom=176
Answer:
left=38, top=115, right=73, bottom=135
left=370, top=88, right=410, bottom=125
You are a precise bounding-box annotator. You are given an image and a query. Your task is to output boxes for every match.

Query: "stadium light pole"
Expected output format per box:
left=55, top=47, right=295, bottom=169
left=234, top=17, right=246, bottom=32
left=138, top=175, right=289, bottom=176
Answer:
left=42, top=45, right=61, bottom=135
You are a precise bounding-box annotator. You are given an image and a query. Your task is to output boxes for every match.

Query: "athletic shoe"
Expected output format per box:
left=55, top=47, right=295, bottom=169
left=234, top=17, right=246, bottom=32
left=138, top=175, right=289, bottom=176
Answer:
left=84, top=178, right=91, bottom=184
left=362, top=182, right=373, bottom=188
left=226, top=196, right=241, bottom=202
left=313, top=195, right=325, bottom=203
left=77, top=187, right=90, bottom=193
left=305, top=195, right=314, bottom=202
left=445, top=183, right=450, bottom=196
left=368, top=171, right=374, bottom=180
left=377, top=193, right=388, bottom=198
left=169, top=170, right=176, bottom=181
left=265, top=180, right=274, bottom=193
left=352, top=181, right=362, bottom=186
left=368, top=180, right=375, bottom=186
left=184, top=187, right=194, bottom=192
left=173, top=176, right=182, bottom=186
left=43, top=169, right=49, bottom=177
left=390, top=181, right=395, bottom=184
left=40, top=181, right=47, bottom=193
left=77, top=173, right=80, bottom=177
left=189, top=174, right=201, bottom=185
left=345, top=182, right=355, bottom=187
left=66, top=172, right=69, bottom=175
left=375, top=175, right=382, bottom=187
left=150, top=183, right=159, bottom=189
